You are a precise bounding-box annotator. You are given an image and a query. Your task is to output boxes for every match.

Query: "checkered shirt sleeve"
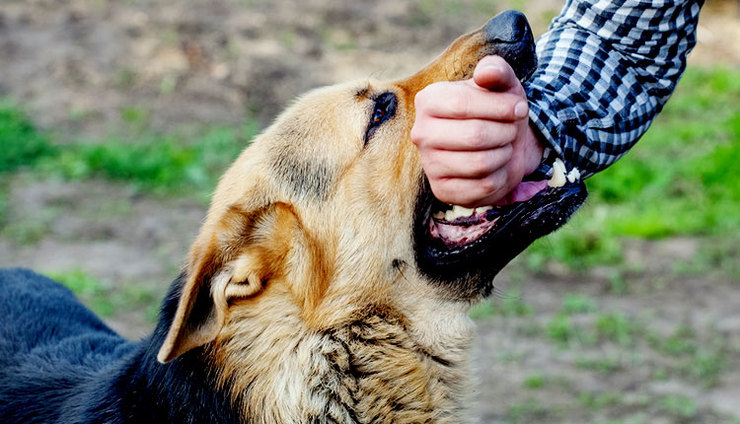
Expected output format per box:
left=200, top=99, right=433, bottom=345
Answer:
left=525, top=0, right=704, bottom=179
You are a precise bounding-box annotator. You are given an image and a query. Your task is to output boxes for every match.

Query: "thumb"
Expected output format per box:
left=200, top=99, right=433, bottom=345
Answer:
left=473, top=55, right=520, bottom=92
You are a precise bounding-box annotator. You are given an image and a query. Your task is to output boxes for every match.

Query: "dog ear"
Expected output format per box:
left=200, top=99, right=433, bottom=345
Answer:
left=157, top=203, right=298, bottom=363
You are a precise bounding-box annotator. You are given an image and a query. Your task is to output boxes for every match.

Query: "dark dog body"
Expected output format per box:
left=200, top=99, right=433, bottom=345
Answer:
left=0, top=268, right=239, bottom=424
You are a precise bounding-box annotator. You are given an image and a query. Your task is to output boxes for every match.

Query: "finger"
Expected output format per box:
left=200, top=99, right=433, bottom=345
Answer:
left=415, top=83, right=527, bottom=121
left=411, top=117, right=518, bottom=151
left=473, top=55, right=521, bottom=92
left=430, top=169, right=511, bottom=208
left=422, top=145, right=514, bottom=179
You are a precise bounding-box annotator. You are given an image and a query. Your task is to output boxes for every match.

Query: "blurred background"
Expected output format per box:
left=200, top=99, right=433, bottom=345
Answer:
left=0, top=0, right=738, bottom=422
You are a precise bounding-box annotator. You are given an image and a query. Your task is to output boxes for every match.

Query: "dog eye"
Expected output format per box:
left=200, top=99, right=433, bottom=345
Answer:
left=364, top=92, right=397, bottom=145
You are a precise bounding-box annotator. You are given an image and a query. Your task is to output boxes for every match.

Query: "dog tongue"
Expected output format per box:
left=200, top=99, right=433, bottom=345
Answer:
left=492, top=180, right=548, bottom=206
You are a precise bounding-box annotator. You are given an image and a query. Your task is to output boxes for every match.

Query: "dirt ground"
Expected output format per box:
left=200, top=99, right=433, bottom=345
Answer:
left=1, top=0, right=739, bottom=422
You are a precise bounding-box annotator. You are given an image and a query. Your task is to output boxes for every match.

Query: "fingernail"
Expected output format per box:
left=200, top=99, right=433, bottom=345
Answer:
left=514, top=101, right=529, bottom=119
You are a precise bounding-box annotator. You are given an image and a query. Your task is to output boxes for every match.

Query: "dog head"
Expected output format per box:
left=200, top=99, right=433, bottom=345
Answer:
left=157, top=11, right=586, bottom=363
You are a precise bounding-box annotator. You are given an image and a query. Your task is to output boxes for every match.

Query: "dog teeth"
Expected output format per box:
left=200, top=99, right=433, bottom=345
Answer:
left=436, top=205, right=478, bottom=221
left=478, top=206, right=493, bottom=213
left=567, top=167, right=581, bottom=183
left=548, top=158, right=567, bottom=188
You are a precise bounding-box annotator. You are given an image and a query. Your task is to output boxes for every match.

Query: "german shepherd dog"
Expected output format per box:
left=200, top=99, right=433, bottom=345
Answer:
left=0, top=11, right=585, bottom=423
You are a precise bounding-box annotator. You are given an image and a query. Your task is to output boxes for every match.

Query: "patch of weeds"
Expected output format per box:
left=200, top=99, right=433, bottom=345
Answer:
left=120, top=105, right=150, bottom=129
left=506, top=397, right=550, bottom=424
left=546, top=312, right=594, bottom=347
left=578, top=390, right=624, bottom=410
left=47, top=269, right=116, bottom=317
left=575, top=356, right=623, bottom=375
left=654, top=326, right=697, bottom=357
left=0, top=98, right=259, bottom=200
left=522, top=374, right=545, bottom=389
left=525, top=222, right=624, bottom=270
left=682, top=347, right=727, bottom=388
left=561, top=293, right=597, bottom=315
left=0, top=100, right=56, bottom=173
left=38, top=124, right=257, bottom=198
left=46, top=270, right=163, bottom=320
left=656, top=394, right=696, bottom=421
left=595, top=312, right=637, bottom=346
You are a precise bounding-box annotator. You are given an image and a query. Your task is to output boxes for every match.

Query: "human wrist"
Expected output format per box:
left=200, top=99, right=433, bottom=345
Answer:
left=522, top=122, right=545, bottom=176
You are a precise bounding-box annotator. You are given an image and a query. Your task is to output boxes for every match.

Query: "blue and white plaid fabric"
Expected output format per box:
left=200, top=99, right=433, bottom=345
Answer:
left=525, top=0, right=704, bottom=179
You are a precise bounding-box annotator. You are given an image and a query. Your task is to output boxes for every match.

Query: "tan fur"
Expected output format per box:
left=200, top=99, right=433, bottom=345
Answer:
left=158, top=23, right=504, bottom=422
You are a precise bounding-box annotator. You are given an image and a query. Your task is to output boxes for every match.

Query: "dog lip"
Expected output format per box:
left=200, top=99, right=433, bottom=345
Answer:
left=413, top=181, right=587, bottom=281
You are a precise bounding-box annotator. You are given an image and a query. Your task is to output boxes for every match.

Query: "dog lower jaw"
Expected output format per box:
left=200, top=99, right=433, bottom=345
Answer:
left=414, top=179, right=588, bottom=297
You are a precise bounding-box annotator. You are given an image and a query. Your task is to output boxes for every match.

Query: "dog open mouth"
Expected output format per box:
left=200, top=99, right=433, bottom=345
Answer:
left=414, top=159, right=587, bottom=295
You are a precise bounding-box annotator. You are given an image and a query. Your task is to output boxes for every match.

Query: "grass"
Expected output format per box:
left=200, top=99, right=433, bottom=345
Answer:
left=47, top=269, right=162, bottom=321
left=656, top=394, right=697, bottom=421
left=0, top=99, right=56, bottom=174
left=0, top=101, right=259, bottom=202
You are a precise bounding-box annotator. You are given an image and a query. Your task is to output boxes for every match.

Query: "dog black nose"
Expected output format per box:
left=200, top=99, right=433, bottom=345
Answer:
left=482, top=10, right=537, bottom=82
left=484, top=10, right=529, bottom=44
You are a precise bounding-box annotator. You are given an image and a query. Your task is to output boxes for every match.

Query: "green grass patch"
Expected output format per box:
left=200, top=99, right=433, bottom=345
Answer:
left=0, top=100, right=56, bottom=174
left=578, top=390, right=625, bottom=411
left=575, top=356, right=623, bottom=375
left=561, top=293, right=597, bottom=315
left=595, top=312, right=638, bottom=346
left=522, top=374, right=546, bottom=389
left=525, top=66, right=740, bottom=269
left=656, top=394, right=696, bottom=421
left=0, top=100, right=258, bottom=199
left=47, top=269, right=117, bottom=317
left=545, top=312, right=595, bottom=347
left=46, top=269, right=162, bottom=321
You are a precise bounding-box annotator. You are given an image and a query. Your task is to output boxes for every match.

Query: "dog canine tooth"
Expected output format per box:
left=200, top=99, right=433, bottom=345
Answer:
left=548, top=158, right=567, bottom=188
left=567, top=167, right=581, bottom=183
left=433, top=211, right=446, bottom=220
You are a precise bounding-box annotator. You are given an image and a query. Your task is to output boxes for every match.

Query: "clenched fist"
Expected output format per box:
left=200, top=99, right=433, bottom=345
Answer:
left=411, top=55, right=544, bottom=207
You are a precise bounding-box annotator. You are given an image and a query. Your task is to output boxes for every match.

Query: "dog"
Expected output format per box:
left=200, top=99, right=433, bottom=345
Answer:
left=0, top=10, right=585, bottom=423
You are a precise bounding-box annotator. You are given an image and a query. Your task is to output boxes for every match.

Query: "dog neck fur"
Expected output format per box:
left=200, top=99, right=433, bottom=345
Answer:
left=209, top=283, right=475, bottom=423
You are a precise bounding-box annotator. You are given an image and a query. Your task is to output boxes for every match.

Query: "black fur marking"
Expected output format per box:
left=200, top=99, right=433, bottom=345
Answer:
left=0, top=268, right=242, bottom=424
left=270, top=147, right=334, bottom=202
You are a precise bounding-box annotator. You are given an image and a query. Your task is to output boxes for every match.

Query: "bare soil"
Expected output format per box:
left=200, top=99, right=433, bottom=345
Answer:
left=1, top=0, right=738, bottom=422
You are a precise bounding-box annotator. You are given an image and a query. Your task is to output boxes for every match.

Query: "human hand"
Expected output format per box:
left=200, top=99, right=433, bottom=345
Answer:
left=410, top=55, right=544, bottom=207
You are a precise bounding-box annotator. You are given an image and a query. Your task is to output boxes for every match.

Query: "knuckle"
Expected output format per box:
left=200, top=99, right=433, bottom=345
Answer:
left=464, top=122, right=489, bottom=149
left=447, top=92, right=469, bottom=118
left=410, top=123, right=424, bottom=145
left=469, top=152, right=493, bottom=177
left=431, top=181, right=455, bottom=203
left=499, top=123, right=517, bottom=143
left=479, top=172, right=505, bottom=196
